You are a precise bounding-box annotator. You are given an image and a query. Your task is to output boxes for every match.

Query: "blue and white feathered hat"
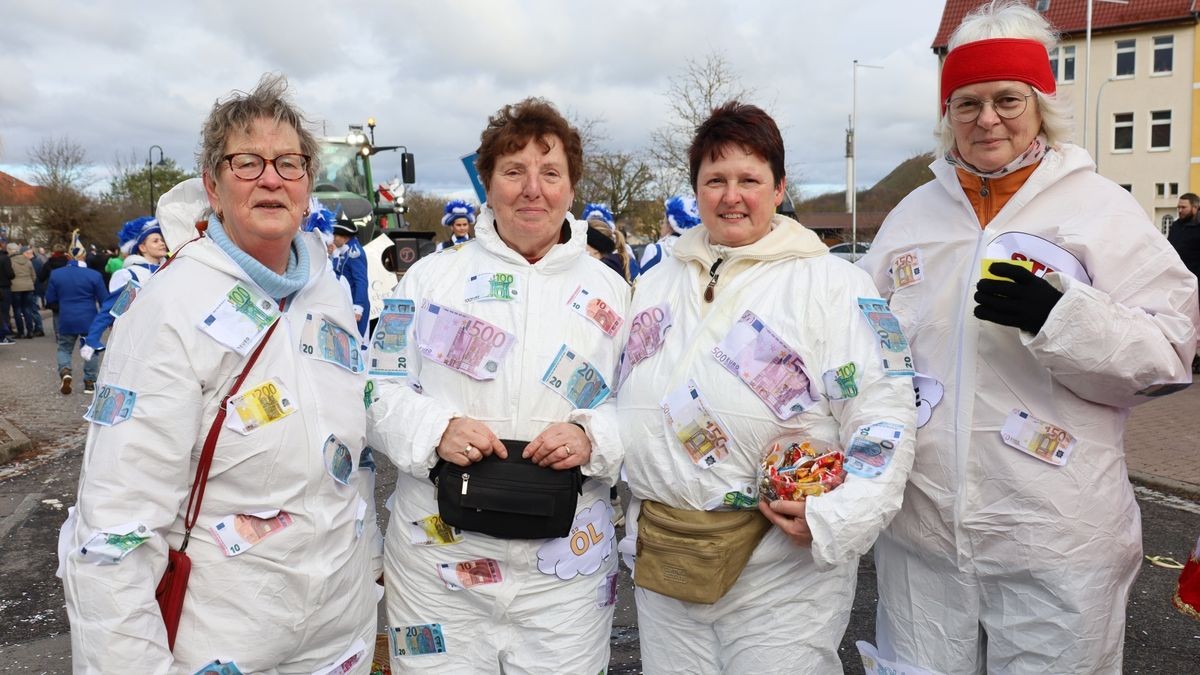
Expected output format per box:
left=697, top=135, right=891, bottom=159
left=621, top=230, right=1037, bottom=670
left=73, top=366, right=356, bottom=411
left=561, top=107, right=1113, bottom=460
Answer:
left=665, top=195, right=701, bottom=234
left=303, top=197, right=336, bottom=246
left=117, top=216, right=162, bottom=255
left=304, top=205, right=336, bottom=236
left=581, top=203, right=615, bottom=230
left=441, top=199, right=477, bottom=227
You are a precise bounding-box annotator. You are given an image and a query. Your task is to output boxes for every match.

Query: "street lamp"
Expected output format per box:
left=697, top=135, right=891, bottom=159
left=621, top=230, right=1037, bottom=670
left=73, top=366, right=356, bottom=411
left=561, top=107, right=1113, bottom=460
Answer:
left=1094, top=76, right=1118, bottom=173
left=147, top=145, right=165, bottom=214
left=849, top=59, right=883, bottom=258
left=1083, top=0, right=1130, bottom=155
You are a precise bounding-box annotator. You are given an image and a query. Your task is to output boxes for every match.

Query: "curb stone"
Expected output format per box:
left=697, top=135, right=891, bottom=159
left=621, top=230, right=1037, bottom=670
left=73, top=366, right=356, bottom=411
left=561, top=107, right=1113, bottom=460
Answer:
left=0, top=417, right=32, bottom=465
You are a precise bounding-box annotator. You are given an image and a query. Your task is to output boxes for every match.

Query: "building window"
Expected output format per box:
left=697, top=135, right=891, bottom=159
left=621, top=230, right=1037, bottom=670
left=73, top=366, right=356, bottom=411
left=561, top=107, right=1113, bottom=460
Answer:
left=1150, top=110, right=1171, bottom=150
left=1114, top=112, right=1134, bottom=151
left=1116, top=39, right=1136, bottom=77
left=1154, top=35, right=1174, bottom=74
left=1049, top=46, right=1076, bottom=82
left=1157, top=183, right=1166, bottom=197
left=1170, top=182, right=1180, bottom=196
left=1120, top=184, right=1133, bottom=193
left=1036, top=0, right=1050, bottom=11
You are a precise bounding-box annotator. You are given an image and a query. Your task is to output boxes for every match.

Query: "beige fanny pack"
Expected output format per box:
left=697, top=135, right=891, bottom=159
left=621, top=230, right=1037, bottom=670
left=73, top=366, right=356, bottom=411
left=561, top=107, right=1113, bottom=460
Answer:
left=633, top=500, right=772, bottom=604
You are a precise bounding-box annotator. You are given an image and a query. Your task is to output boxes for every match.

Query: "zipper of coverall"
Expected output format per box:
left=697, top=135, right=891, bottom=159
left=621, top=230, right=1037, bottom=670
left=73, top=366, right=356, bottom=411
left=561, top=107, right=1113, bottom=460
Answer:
left=951, top=219, right=989, bottom=568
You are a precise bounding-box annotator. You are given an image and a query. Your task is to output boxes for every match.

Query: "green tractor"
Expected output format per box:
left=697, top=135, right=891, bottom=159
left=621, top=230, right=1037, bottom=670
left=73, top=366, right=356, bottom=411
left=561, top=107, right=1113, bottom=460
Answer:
left=311, top=118, right=419, bottom=245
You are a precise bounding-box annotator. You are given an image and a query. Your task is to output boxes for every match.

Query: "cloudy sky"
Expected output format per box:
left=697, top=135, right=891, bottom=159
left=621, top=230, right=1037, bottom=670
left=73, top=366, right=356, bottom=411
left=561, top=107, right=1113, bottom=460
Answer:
left=0, top=0, right=949, bottom=201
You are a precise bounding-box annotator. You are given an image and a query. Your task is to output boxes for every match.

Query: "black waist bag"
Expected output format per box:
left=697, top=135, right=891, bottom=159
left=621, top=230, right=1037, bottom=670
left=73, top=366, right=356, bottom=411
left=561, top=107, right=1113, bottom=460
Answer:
left=429, top=439, right=583, bottom=539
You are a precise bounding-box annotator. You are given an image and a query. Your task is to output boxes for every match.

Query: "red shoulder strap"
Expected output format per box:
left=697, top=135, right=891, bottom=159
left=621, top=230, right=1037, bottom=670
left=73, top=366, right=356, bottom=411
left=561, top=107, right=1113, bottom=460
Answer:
left=179, top=296, right=287, bottom=551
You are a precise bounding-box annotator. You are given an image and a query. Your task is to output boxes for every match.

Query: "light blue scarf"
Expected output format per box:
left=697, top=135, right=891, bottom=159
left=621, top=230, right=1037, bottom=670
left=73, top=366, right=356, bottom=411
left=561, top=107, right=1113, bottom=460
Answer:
left=206, top=214, right=310, bottom=300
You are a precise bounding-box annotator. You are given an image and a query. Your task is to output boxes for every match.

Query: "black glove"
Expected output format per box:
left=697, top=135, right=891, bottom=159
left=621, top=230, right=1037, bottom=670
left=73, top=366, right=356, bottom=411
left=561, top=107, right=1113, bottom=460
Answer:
left=974, top=262, right=1063, bottom=334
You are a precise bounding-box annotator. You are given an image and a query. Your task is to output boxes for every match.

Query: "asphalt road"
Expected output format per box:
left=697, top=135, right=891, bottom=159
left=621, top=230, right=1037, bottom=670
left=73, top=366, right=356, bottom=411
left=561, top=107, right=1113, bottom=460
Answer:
left=1, top=441, right=1197, bottom=673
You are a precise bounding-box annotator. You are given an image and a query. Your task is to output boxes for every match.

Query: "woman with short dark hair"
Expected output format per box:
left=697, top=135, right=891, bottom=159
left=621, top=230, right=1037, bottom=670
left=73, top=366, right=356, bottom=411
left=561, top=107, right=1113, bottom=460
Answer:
left=617, top=100, right=916, bottom=672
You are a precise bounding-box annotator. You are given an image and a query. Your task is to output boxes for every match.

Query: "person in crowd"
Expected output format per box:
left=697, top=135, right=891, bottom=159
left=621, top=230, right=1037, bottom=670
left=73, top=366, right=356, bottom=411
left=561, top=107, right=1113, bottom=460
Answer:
left=104, top=247, right=125, bottom=277
left=1169, top=192, right=1200, bottom=278
left=582, top=203, right=634, bottom=284
left=9, top=242, right=39, bottom=338
left=0, top=241, right=13, bottom=344
left=331, top=212, right=370, bottom=338
left=45, top=233, right=106, bottom=394
left=84, top=244, right=112, bottom=287
left=23, top=246, right=46, bottom=336
left=37, top=242, right=71, bottom=337
left=858, top=3, right=1199, bottom=673
left=435, top=198, right=476, bottom=251
left=367, top=97, right=629, bottom=673
left=81, top=216, right=169, bottom=361
left=581, top=202, right=639, bottom=280
left=30, top=245, right=47, bottom=312
left=1168, top=193, right=1200, bottom=374
left=59, top=74, right=376, bottom=673
left=638, top=194, right=701, bottom=274
left=616, top=100, right=916, bottom=673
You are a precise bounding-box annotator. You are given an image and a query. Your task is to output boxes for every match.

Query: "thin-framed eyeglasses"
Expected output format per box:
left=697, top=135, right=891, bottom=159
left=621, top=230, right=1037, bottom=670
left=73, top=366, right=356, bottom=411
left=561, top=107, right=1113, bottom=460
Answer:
left=222, top=153, right=310, bottom=181
left=945, top=92, right=1035, bottom=124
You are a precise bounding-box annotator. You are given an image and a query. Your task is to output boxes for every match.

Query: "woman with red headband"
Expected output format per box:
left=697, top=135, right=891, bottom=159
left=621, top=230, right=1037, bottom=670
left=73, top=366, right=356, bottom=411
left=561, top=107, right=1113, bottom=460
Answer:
left=859, top=2, right=1199, bottom=673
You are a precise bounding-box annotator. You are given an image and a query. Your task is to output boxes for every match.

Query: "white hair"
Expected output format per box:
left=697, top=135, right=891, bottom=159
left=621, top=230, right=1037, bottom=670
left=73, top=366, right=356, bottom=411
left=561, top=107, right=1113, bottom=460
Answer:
left=936, top=0, right=1074, bottom=154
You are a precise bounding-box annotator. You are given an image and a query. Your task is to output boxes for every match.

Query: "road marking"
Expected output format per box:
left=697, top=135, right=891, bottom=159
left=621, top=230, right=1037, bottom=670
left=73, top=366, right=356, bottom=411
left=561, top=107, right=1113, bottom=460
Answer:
left=1134, top=485, right=1200, bottom=515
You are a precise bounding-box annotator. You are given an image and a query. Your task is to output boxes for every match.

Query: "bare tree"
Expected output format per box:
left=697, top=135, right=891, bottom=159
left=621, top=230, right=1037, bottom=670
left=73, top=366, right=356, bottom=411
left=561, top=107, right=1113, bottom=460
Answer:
left=28, top=136, right=105, bottom=245
left=650, top=52, right=754, bottom=194
left=576, top=151, right=655, bottom=224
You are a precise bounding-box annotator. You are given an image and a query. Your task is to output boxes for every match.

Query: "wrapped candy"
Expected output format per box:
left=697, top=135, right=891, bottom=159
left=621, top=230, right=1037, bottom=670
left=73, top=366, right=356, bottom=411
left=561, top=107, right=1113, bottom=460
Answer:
left=759, top=436, right=846, bottom=502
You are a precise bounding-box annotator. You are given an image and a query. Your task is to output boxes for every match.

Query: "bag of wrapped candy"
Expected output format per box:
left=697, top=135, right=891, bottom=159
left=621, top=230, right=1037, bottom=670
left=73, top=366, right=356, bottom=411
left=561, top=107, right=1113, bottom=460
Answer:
left=759, top=435, right=846, bottom=502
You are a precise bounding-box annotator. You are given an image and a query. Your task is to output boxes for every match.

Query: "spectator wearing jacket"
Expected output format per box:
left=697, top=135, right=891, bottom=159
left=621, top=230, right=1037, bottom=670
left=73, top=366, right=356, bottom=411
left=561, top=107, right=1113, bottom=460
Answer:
left=9, top=243, right=41, bottom=338
left=38, top=243, right=71, bottom=336
left=45, top=246, right=106, bottom=394
left=0, top=242, right=14, bottom=344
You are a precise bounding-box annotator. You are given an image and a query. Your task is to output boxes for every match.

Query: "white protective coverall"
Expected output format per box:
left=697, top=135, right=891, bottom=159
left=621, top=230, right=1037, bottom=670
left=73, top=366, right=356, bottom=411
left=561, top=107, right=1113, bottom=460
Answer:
left=859, top=144, right=1199, bottom=674
left=366, top=208, right=629, bottom=673
left=617, top=215, right=917, bottom=674
left=60, top=231, right=378, bottom=674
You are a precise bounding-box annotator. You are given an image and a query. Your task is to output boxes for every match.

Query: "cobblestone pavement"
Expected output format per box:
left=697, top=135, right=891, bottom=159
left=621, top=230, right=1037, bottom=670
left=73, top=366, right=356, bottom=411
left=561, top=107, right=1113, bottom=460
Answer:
left=1124, top=383, right=1200, bottom=494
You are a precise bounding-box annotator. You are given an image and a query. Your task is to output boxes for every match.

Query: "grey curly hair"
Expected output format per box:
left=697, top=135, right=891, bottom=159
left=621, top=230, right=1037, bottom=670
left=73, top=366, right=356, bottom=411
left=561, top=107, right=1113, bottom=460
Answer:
left=197, top=73, right=321, bottom=186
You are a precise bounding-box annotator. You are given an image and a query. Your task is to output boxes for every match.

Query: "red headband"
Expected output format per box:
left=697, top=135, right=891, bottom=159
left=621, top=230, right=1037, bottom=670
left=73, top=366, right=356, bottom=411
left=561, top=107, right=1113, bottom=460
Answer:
left=941, top=38, right=1056, bottom=111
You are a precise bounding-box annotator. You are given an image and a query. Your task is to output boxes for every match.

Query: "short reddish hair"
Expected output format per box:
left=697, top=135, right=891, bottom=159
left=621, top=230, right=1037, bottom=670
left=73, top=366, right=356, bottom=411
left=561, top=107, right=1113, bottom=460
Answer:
left=688, top=101, right=785, bottom=190
left=475, top=98, right=583, bottom=192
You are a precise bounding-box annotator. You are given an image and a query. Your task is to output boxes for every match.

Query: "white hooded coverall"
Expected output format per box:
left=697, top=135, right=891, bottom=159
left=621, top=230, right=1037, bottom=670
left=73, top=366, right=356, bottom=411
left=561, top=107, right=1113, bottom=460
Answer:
left=367, top=209, right=628, bottom=673
left=60, top=232, right=378, bottom=674
left=617, top=216, right=917, bottom=674
left=859, top=144, right=1199, bottom=674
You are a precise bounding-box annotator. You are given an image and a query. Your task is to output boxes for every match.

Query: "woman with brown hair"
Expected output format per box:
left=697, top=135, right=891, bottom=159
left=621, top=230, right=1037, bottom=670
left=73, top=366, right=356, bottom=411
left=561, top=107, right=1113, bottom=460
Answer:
left=617, top=100, right=915, bottom=672
left=368, top=97, right=629, bottom=673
